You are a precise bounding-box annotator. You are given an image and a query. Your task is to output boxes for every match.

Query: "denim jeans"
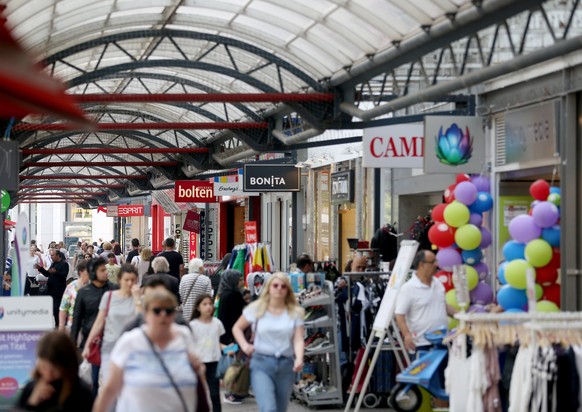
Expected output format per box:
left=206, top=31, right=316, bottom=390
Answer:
left=250, top=354, right=295, bottom=412
left=91, top=364, right=100, bottom=398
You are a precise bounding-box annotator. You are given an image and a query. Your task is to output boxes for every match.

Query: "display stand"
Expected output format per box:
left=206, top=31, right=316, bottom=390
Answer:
left=344, top=240, right=419, bottom=412
left=294, top=280, right=344, bottom=407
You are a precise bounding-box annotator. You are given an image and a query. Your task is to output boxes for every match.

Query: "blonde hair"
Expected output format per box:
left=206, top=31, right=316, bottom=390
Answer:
left=102, top=242, right=112, bottom=251
left=143, top=289, right=178, bottom=311
left=140, top=247, right=152, bottom=261
left=251, top=272, right=304, bottom=319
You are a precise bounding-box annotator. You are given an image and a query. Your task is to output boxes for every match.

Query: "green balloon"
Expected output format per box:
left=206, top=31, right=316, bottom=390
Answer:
left=444, top=201, right=470, bottom=228
left=465, top=265, right=479, bottom=290
left=535, top=284, right=544, bottom=300
left=446, top=289, right=460, bottom=310
left=547, top=193, right=561, bottom=206
left=448, top=317, right=459, bottom=330
left=455, top=224, right=482, bottom=250
left=505, top=259, right=534, bottom=290
left=525, top=239, right=552, bottom=268
left=536, top=300, right=560, bottom=313
left=0, top=190, right=9, bottom=213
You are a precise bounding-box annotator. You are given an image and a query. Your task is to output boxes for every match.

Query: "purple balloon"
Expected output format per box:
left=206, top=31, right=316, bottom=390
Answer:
left=480, top=227, right=492, bottom=248
left=470, top=282, right=494, bottom=305
left=473, top=262, right=489, bottom=281
left=468, top=304, right=487, bottom=313
left=436, top=248, right=463, bottom=272
left=532, top=201, right=559, bottom=228
left=469, top=213, right=483, bottom=226
left=509, top=214, right=542, bottom=243
left=454, top=182, right=478, bottom=206
left=471, top=176, right=490, bottom=193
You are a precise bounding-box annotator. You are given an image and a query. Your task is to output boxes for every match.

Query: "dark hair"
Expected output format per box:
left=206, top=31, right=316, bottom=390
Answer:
left=118, top=263, right=138, bottom=281
left=191, top=294, right=213, bottom=321
left=55, top=250, right=66, bottom=260
left=131, top=238, right=140, bottom=247
left=142, top=274, right=172, bottom=290
left=242, top=289, right=251, bottom=297
left=34, top=331, right=79, bottom=405
left=113, top=244, right=122, bottom=255
left=296, top=254, right=313, bottom=270
left=164, top=238, right=175, bottom=248
left=88, top=257, right=107, bottom=281
left=412, top=250, right=427, bottom=270
left=76, top=260, right=88, bottom=274
left=344, top=259, right=353, bottom=273
left=107, top=252, right=116, bottom=259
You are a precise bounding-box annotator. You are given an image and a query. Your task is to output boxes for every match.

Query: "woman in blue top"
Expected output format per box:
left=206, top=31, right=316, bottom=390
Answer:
left=232, top=272, right=304, bottom=412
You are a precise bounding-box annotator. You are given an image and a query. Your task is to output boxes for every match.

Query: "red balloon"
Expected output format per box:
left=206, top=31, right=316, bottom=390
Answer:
left=431, top=204, right=447, bottom=222
left=456, top=174, right=471, bottom=184
left=444, top=184, right=456, bottom=203
left=530, top=179, right=550, bottom=201
left=435, top=270, right=454, bottom=292
left=536, top=265, right=558, bottom=286
left=542, top=283, right=560, bottom=307
left=428, top=222, right=456, bottom=248
left=549, top=248, right=561, bottom=268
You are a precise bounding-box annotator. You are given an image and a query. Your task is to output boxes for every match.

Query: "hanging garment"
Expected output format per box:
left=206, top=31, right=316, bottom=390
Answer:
left=572, top=346, right=582, bottom=412
left=555, top=347, right=580, bottom=412
left=467, top=346, right=488, bottom=412
left=482, top=345, right=502, bottom=412
left=232, top=247, right=246, bottom=273
left=445, top=335, right=472, bottom=412
left=508, top=345, right=533, bottom=412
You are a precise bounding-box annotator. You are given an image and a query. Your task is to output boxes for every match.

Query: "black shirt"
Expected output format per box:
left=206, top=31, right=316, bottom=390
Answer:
left=157, top=250, right=184, bottom=280
left=37, top=260, right=69, bottom=298
left=217, top=290, right=245, bottom=345
left=18, top=377, right=93, bottom=412
left=71, top=281, right=117, bottom=349
left=126, top=249, right=139, bottom=265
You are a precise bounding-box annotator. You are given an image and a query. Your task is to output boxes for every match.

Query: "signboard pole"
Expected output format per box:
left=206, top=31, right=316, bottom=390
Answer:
left=204, top=203, right=209, bottom=260
left=344, top=240, right=419, bottom=412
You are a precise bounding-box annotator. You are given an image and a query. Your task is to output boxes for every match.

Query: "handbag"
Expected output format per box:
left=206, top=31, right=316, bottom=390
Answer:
left=223, top=318, right=259, bottom=396
left=178, top=275, right=199, bottom=314
left=216, top=351, right=235, bottom=379
left=86, top=291, right=113, bottom=366
left=143, top=330, right=211, bottom=412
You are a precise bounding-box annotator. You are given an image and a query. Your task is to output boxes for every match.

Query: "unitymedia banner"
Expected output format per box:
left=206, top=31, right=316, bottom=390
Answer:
left=243, top=164, right=300, bottom=192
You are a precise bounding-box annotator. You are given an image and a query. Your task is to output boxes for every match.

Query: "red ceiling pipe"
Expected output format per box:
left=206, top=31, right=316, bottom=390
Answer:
left=17, top=197, right=97, bottom=201
left=14, top=122, right=268, bottom=132
left=73, top=93, right=335, bottom=103
left=17, top=191, right=107, bottom=195
left=18, top=201, right=87, bottom=204
left=24, top=161, right=180, bottom=167
left=20, top=175, right=148, bottom=180
left=20, top=184, right=126, bottom=188
left=22, top=148, right=208, bottom=155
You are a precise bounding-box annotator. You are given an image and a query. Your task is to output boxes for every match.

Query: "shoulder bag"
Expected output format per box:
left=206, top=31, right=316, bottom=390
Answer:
left=178, top=275, right=199, bottom=314
left=86, top=290, right=113, bottom=366
left=143, top=329, right=211, bottom=412
left=223, top=319, right=258, bottom=396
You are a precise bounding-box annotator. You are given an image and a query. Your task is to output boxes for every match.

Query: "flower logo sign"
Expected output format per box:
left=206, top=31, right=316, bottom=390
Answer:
left=435, top=124, right=473, bottom=166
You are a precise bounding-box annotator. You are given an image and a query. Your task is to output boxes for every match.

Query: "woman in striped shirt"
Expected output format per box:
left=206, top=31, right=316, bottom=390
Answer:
left=179, top=258, right=213, bottom=321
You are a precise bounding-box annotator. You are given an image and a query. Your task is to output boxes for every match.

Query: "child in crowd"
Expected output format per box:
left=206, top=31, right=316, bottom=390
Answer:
left=105, top=253, right=120, bottom=284
left=190, top=294, right=225, bottom=412
left=242, top=289, right=251, bottom=305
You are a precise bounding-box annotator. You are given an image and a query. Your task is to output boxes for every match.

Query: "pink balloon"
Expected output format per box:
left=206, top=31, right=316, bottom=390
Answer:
left=436, top=248, right=463, bottom=272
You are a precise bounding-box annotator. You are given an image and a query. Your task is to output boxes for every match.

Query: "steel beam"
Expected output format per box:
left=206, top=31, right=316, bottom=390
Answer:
left=19, top=184, right=125, bottom=189
left=23, top=161, right=180, bottom=168
left=22, top=148, right=208, bottom=155
left=14, top=122, right=268, bottom=132
left=17, top=191, right=107, bottom=195
left=17, top=201, right=86, bottom=204
left=20, top=175, right=148, bottom=180
left=74, top=93, right=334, bottom=103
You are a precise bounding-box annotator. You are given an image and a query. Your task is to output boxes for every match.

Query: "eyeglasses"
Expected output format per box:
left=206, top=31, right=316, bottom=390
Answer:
left=271, top=283, right=288, bottom=290
left=151, top=307, right=176, bottom=316
left=424, top=259, right=437, bottom=264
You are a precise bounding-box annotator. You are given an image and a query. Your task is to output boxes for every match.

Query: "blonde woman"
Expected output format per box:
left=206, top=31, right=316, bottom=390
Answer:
left=232, top=272, right=305, bottom=412
left=131, top=247, right=152, bottom=285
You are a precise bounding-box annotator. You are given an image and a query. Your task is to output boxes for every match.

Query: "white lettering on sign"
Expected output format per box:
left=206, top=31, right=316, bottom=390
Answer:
left=118, top=206, right=143, bottom=216
left=249, top=177, right=287, bottom=187
left=178, top=186, right=214, bottom=199
left=362, top=124, right=424, bottom=168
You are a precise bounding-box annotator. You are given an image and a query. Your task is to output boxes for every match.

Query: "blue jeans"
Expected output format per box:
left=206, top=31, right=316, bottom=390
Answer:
left=91, top=364, right=100, bottom=397
left=250, top=354, right=295, bottom=412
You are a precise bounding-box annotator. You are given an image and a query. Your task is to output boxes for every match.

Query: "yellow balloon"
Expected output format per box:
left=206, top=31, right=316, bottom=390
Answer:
left=448, top=317, right=459, bottom=330
left=446, top=289, right=460, bottom=310
left=455, top=224, right=482, bottom=250
left=465, top=265, right=479, bottom=290
left=444, top=201, right=470, bottom=228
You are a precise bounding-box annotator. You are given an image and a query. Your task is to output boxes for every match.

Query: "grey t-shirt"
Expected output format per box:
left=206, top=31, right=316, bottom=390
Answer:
left=99, top=291, right=135, bottom=354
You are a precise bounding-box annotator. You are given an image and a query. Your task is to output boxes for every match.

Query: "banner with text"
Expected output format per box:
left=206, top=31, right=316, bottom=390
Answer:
left=362, top=124, right=424, bottom=168
left=175, top=181, right=217, bottom=203
left=183, top=210, right=200, bottom=233
left=243, top=164, right=300, bottom=192
left=245, top=221, right=258, bottom=243
left=107, top=205, right=148, bottom=217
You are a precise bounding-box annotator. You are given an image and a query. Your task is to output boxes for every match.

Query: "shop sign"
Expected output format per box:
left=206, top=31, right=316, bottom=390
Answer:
left=183, top=210, right=200, bottom=233
left=107, top=205, right=147, bottom=217
left=199, top=209, right=217, bottom=260
left=213, top=181, right=259, bottom=197
left=189, top=231, right=197, bottom=260
left=362, top=124, right=424, bottom=168
left=245, top=221, right=258, bottom=243
left=424, top=116, right=485, bottom=173
left=331, top=170, right=354, bottom=204
left=243, top=164, right=300, bottom=192
left=504, top=101, right=558, bottom=164
left=0, top=141, right=20, bottom=191
left=174, top=181, right=217, bottom=203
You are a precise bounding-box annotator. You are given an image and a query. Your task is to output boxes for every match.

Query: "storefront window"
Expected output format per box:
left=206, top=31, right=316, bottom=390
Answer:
left=315, top=169, right=331, bottom=261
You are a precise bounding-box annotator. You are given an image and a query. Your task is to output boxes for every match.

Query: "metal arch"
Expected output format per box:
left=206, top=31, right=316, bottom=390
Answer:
left=45, top=29, right=324, bottom=92
left=20, top=175, right=130, bottom=187
left=25, top=164, right=148, bottom=178
left=24, top=148, right=159, bottom=167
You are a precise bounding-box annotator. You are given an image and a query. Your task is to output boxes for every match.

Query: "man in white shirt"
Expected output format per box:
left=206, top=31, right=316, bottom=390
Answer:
left=395, top=250, right=457, bottom=354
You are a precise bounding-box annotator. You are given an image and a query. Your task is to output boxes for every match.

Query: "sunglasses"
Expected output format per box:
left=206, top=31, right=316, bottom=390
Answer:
left=271, top=283, right=288, bottom=290
left=151, top=307, right=176, bottom=316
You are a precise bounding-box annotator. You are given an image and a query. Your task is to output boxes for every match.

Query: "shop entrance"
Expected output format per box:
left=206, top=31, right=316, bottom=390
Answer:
left=226, top=202, right=245, bottom=252
left=339, top=206, right=356, bottom=270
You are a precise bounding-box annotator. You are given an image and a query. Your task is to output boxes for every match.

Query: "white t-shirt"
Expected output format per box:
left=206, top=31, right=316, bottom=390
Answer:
left=395, top=273, right=448, bottom=347
left=110, top=325, right=198, bottom=412
left=189, top=318, right=225, bottom=363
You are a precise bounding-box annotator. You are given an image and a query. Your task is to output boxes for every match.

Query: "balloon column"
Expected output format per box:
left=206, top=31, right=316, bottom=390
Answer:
left=497, top=180, right=561, bottom=313
left=431, top=174, right=495, bottom=328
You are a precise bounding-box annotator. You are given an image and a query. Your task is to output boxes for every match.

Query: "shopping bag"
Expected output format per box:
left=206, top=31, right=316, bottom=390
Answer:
left=223, top=360, right=250, bottom=396
left=79, top=359, right=93, bottom=386
left=216, top=353, right=235, bottom=379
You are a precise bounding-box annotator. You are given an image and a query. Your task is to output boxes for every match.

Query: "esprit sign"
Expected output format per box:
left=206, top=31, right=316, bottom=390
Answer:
left=106, top=205, right=147, bottom=217
left=362, top=124, right=424, bottom=168
left=243, top=164, right=300, bottom=192
left=174, top=181, right=217, bottom=203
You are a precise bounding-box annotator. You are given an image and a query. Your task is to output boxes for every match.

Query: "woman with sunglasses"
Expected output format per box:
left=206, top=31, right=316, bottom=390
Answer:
left=93, top=289, right=206, bottom=412
left=232, top=272, right=305, bottom=412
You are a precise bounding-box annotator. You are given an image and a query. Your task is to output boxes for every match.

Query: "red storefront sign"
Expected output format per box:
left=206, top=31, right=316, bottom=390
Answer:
left=174, top=180, right=217, bottom=203
left=106, top=205, right=147, bottom=217
left=189, top=231, right=197, bottom=260
left=245, top=221, right=257, bottom=243
left=183, top=210, right=200, bottom=233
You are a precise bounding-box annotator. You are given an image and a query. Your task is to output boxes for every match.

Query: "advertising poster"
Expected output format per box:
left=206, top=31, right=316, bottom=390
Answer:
left=497, top=196, right=531, bottom=256
left=0, top=296, right=53, bottom=410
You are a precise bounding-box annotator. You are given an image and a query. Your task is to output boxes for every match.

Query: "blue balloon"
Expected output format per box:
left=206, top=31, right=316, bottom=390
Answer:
left=461, top=248, right=483, bottom=265
left=541, top=225, right=560, bottom=247
left=550, top=187, right=561, bottom=196
left=497, top=285, right=528, bottom=310
left=505, top=308, right=525, bottom=313
left=498, top=262, right=508, bottom=285
left=502, top=241, right=526, bottom=261
left=469, top=192, right=494, bottom=213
